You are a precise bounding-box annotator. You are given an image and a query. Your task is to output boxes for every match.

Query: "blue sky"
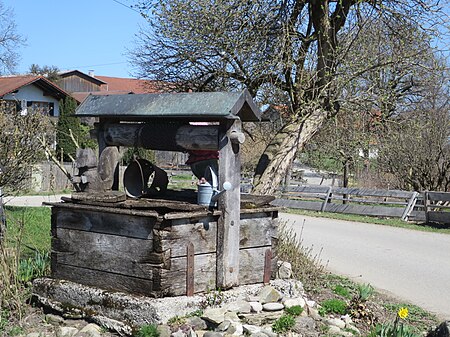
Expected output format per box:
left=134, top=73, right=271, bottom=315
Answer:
left=3, top=0, right=146, bottom=78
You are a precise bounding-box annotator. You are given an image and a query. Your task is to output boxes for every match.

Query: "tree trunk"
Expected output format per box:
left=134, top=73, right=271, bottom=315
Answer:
left=252, top=108, right=328, bottom=195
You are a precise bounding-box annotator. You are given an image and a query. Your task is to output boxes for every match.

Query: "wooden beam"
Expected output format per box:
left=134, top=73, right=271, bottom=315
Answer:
left=101, top=122, right=220, bottom=151
left=216, top=120, right=242, bottom=288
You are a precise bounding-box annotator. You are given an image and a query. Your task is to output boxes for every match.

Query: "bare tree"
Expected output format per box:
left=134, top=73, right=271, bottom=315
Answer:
left=0, top=103, right=52, bottom=191
left=377, top=72, right=450, bottom=192
left=0, top=2, right=24, bottom=74
left=130, top=0, right=448, bottom=194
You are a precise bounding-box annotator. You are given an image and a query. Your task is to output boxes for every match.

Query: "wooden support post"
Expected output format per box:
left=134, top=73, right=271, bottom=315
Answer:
left=401, top=191, right=418, bottom=221
left=217, top=120, right=241, bottom=289
left=424, top=191, right=430, bottom=224
left=186, top=242, right=194, bottom=296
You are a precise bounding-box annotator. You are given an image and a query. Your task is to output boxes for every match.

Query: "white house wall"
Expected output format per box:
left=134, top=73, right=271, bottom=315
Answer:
left=3, top=84, right=60, bottom=116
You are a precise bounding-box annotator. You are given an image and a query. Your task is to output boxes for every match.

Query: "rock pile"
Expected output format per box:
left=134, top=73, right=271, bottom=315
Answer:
left=26, top=278, right=362, bottom=337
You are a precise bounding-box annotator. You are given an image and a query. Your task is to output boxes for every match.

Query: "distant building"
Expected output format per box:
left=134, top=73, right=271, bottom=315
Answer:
left=57, top=70, right=163, bottom=102
left=0, top=75, right=72, bottom=116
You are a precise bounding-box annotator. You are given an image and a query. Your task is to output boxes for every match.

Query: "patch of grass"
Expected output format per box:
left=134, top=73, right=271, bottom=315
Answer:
left=319, top=299, right=348, bottom=316
left=285, top=305, right=303, bottom=316
left=136, top=324, right=160, bottom=337
left=287, top=209, right=450, bottom=235
left=333, top=284, right=351, bottom=298
left=272, top=314, right=296, bottom=333
left=4, top=206, right=51, bottom=255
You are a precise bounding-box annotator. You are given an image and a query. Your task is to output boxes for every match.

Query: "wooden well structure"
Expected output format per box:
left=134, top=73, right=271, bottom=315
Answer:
left=49, top=90, right=278, bottom=297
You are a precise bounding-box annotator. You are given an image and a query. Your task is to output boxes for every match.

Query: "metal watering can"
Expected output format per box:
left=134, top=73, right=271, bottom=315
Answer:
left=197, top=166, right=231, bottom=206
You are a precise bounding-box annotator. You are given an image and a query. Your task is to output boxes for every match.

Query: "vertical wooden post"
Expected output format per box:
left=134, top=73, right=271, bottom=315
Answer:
left=424, top=191, right=430, bottom=224
left=217, top=119, right=241, bottom=289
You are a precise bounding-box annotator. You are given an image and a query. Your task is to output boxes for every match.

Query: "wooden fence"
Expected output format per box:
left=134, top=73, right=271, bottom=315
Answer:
left=423, top=191, right=450, bottom=224
left=271, top=185, right=420, bottom=221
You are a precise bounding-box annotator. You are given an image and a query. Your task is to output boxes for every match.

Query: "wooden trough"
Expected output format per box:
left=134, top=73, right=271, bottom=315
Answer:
left=48, top=90, right=279, bottom=297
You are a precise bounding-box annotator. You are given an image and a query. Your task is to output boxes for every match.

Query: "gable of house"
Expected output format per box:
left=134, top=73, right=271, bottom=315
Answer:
left=57, top=70, right=107, bottom=93
left=0, top=75, right=72, bottom=117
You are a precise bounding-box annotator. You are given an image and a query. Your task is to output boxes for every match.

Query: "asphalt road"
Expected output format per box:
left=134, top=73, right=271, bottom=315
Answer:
left=280, top=213, right=450, bottom=320
left=3, top=194, right=70, bottom=207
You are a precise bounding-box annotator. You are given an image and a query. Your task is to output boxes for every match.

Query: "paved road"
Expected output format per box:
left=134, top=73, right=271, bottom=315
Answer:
left=280, top=213, right=450, bottom=320
left=3, top=194, right=70, bottom=207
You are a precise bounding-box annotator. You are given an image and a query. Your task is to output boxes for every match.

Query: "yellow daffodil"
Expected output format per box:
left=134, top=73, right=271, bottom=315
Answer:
left=398, top=307, right=408, bottom=319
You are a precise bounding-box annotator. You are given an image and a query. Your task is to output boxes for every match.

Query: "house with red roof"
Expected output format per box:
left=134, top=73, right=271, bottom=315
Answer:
left=0, top=75, right=73, bottom=117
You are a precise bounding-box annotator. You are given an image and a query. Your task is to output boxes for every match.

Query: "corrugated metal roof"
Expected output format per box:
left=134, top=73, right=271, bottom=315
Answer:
left=75, top=90, right=261, bottom=121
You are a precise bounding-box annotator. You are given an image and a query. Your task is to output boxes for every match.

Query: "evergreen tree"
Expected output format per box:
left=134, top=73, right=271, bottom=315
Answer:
left=56, top=97, right=95, bottom=162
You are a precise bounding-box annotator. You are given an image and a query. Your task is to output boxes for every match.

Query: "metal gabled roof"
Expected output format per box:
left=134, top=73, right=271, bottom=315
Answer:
left=75, top=90, right=261, bottom=122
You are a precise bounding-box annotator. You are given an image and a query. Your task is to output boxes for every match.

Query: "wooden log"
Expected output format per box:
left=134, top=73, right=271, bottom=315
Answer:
left=102, top=122, right=219, bottom=151
left=53, top=208, right=157, bottom=239
left=217, top=120, right=242, bottom=288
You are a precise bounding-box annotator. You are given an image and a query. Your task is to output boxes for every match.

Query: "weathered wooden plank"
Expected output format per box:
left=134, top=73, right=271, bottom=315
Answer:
left=332, top=187, right=414, bottom=199
left=428, top=211, right=450, bottom=224
left=70, top=191, right=127, bottom=203
left=52, top=263, right=157, bottom=296
left=239, top=246, right=275, bottom=285
left=427, top=192, right=450, bottom=203
left=325, top=203, right=404, bottom=218
left=217, top=120, right=241, bottom=288
left=50, top=202, right=160, bottom=219
left=240, top=194, right=276, bottom=208
left=53, top=228, right=166, bottom=278
left=159, top=253, right=216, bottom=296
left=239, top=217, right=275, bottom=249
left=155, top=218, right=217, bottom=257
left=284, top=185, right=331, bottom=194
left=163, top=210, right=217, bottom=220
left=270, top=199, right=322, bottom=211
left=54, top=208, right=156, bottom=239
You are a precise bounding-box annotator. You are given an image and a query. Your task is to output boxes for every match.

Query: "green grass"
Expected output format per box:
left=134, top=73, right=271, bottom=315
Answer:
left=4, top=206, right=51, bottom=255
left=287, top=208, right=450, bottom=234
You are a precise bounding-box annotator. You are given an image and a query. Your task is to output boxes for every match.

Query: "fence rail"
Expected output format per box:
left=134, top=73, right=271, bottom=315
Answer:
left=271, top=185, right=419, bottom=221
left=270, top=185, right=450, bottom=225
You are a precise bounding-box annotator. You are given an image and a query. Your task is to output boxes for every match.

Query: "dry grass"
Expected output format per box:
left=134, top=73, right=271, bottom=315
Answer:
left=276, top=219, right=325, bottom=290
left=0, top=216, right=32, bottom=334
